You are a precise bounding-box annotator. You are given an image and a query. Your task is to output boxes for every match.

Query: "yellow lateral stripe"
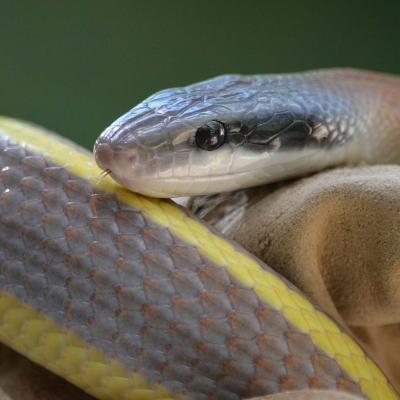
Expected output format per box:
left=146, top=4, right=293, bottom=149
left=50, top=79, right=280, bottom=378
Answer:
left=0, top=117, right=398, bottom=400
left=0, top=292, right=181, bottom=400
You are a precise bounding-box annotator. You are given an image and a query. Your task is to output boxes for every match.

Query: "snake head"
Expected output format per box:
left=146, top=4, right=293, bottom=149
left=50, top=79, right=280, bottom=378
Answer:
left=95, top=72, right=360, bottom=197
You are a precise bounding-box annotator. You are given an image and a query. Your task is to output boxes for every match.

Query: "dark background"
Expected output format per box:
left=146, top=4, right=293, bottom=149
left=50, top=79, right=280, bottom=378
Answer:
left=0, top=1, right=399, bottom=149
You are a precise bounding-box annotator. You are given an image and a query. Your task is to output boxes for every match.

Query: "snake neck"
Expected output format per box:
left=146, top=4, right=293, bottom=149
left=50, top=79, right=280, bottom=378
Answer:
left=355, top=71, right=400, bottom=164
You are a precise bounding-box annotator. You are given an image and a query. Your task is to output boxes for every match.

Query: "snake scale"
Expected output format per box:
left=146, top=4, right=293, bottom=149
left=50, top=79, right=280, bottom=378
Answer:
left=0, top=69, right=399, bottom=400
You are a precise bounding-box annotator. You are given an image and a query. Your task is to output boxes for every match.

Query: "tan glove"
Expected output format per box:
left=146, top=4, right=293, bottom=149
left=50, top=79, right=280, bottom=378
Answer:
left=247, top=389, right=363, bottom=399
left=198, top=165, right=400, bottom=392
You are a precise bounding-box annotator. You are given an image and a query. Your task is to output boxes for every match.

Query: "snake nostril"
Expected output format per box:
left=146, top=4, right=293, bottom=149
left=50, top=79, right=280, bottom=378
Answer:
left=128, top=152, right=137, bottom=167
left=94, top=142, right=114, bottom=171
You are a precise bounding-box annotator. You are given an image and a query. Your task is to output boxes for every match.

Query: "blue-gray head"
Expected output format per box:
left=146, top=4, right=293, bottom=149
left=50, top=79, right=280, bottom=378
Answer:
left=94, top=71, right=368, bottom=197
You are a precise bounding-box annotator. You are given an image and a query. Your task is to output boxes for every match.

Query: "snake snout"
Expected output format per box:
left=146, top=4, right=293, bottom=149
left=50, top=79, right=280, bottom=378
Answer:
left=94, top=139, right=139, bottom=188
left=94, top=141, right=114, bottom=171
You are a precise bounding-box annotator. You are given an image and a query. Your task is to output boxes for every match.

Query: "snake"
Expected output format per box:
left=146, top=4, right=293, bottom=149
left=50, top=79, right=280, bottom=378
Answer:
left=0, top=68, right=398, bottom=400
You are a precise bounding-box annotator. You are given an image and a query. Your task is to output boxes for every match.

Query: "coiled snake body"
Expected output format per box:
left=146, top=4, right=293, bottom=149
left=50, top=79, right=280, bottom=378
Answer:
left=0, top=69, right=399, bottom=400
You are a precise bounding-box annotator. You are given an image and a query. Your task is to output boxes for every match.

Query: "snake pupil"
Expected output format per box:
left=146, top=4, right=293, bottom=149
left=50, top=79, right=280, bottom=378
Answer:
left=195, top=120, right=226, bottom=150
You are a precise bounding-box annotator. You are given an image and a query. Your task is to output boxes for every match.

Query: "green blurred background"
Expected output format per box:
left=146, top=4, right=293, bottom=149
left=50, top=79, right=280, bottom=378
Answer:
left=0, top=1, right=399, bottom=149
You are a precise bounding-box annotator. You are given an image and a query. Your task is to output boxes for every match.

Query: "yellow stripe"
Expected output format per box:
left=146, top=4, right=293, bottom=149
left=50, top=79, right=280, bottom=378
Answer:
left=0, top=116, right=398, bottom=400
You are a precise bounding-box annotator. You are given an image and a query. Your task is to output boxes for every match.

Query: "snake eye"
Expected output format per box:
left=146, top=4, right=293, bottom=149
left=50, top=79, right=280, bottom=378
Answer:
left=195, top=120, right=226, bottom=151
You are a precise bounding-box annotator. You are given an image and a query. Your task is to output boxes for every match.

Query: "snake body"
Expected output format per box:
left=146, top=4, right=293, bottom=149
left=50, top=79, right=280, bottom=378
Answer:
left=0, top=69, right=398, bottom=400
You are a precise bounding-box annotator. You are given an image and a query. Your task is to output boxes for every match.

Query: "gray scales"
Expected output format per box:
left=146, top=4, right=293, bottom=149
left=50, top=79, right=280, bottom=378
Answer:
left=0, top=133, right=365, bottom=399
